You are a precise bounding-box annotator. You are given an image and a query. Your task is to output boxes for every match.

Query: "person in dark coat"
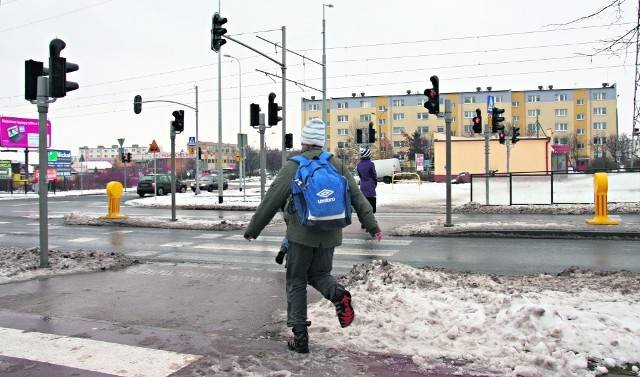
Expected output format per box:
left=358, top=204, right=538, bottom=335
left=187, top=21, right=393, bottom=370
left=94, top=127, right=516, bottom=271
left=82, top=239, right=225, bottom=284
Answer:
left=356, top=147, right=377, bottom=220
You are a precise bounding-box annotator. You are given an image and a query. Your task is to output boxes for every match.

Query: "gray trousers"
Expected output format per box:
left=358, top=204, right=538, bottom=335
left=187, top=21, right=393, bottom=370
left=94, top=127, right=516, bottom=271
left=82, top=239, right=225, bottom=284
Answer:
left=285, top=241, right=340, bottom=329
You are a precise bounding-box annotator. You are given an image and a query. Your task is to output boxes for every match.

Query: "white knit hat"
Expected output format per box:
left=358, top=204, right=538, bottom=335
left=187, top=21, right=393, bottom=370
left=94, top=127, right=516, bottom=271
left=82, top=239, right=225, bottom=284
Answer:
left=360, top=147, right=371, bottom=158
left=300, top=118, right=326, bottom=147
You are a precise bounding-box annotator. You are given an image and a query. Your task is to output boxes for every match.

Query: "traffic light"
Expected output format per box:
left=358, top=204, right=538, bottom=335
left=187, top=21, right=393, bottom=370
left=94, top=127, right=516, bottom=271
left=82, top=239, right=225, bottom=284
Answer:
left=356, top=129, right=363, bottom=144
left=512, top=127, right=521, bottom=144
left=499, top=131, right=506, bottom=144
left=268, top=92, right=282, bottom=126
left=633, top=127, right=639, bottom=137
left=134, top=95, right=142, bottom=114
left=198, top=147, right=202, bottom=160
left=250, top=103, right=260, bottom=127
left=211, top=12, right=228, bottom=53
left=472, top=108, right=482, bottom=134
left=285, top=133, right=293, bottom=149
left=368, top=121, right=376, bottom=143
left=423, top=75, right=440, bottom=115
left=491, top=107, right=505, bottom=133
left=126, top=152, right=132, bottom=162
left=25, top=60, right=47, bottom=101
left=48, top=38, right=79, bottom=98
left=235, top=151, right=240, bottom=161
left=172, top=110, right=184, bottom=133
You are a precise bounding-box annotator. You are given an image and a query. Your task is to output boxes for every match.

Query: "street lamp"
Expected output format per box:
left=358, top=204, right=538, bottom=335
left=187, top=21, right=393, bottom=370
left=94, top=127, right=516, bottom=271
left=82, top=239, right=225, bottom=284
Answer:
left=224, top=54, right=246, bottom=194
left=79, top=154, right=84, bottom=193
left=322, top=3, right=334, bottom=127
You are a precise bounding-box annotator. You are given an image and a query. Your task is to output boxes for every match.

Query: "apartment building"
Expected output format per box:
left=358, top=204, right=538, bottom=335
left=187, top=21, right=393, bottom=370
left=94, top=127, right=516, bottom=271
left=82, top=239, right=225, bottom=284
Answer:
left=300, top=84, right=618, bottom=167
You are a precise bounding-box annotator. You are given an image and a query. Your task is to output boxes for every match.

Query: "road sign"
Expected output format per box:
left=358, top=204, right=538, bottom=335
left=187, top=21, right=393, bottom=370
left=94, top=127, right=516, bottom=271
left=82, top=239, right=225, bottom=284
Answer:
left=487, top=95, right=495, bottom=113
left=188, top=146, right=195, bottom=154
left=148, top=140, right=160, bottom=153
left=188, top=136, right=196, bottom=146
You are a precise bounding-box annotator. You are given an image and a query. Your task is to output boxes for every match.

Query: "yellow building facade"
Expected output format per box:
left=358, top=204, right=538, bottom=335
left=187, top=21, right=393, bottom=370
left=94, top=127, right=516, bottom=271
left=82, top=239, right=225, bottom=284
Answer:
left=300, top=84, right=618, bottom=172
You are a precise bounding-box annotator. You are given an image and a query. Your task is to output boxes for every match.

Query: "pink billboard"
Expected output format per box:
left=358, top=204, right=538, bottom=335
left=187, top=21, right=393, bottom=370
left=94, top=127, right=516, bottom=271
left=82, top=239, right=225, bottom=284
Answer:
left=0, top=116, right=51, bottom=149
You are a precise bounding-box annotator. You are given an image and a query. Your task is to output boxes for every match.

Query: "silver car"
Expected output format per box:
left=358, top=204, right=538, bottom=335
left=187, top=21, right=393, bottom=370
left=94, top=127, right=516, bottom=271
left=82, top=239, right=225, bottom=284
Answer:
left=191, top=175, right=229, bottom=192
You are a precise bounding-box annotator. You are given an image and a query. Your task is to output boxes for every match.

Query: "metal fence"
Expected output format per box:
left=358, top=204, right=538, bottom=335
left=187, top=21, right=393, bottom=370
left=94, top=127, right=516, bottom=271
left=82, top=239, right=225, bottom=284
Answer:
left=470, top=169, right=640, bottom=205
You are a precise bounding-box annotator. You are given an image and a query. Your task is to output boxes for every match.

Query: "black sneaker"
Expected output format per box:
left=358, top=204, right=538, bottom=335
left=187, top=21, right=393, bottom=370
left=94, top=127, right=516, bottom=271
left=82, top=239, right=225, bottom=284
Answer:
left=287, top=329, right=309, bottom=353
left=334, top=289, right=354, bottom=328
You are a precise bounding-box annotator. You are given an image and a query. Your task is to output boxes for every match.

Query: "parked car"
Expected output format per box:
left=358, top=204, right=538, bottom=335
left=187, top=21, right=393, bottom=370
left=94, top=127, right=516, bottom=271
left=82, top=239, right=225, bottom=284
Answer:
left=137, top=174, right=187, bottom=197
left=452, top=171, right=470, bottom=184
left=191, top=175, right=229, bottom=192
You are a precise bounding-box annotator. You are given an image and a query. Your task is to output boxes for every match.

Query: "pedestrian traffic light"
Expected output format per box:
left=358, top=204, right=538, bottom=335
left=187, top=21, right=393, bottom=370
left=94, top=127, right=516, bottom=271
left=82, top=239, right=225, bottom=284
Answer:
left=134, top=95, right=142, bottom=114
left=423, top=75, right=440, bottom=115
left=512, top=127, right=521, bottom=144
left=235, top=151, right=240, bottom=161
left=126, top=152, right=132, bottom=162
left=198, top=147, right=202, bottom=160
left=491, top=107, right=505, bottom=133
left=368, top=121, right=376, bottom=143
left=356, top=129, right=363, bottom=144
left=268, top=92, right=282, bottom=126
left=24, top=60, right=48, bottom=101
left=172, top=110, right=184, bottom=133
left=499, top=131, right=506, bottom=144
left=472, top=108, right=482, bottom=134
left=48, top=38, right=79, bottom=98
left=211, top=12, right=228, bottom=53
left=250, top=103, right=260, bottom=127
left=121, top=153, right=126, bottom=162
left=285, top=133, right=293, bottom=149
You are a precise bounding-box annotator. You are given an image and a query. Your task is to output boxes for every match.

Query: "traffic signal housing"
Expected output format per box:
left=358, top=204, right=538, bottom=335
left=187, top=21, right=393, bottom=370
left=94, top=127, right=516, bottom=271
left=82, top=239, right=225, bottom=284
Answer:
left=499, top=131, right=506, bottom=144
left=172, top=110, right=185, bottom=133
left=512, top=127, right=521, bottom=144
left=356, top=129, right=363, bottom=144
left=134, top=95, right=142, bottom=114
left=211, top=12, right=228, bottom=52
left=126, top=152, right=132, bottom=163
left=198, top=147, right=203, bottom=160
left=491, top=107, right=505, bottom=133
left=285, top=133, right=293, bottom=149
left=368, top=121, right=376, bottom=143
left=268, top=92, right=282, bottom=126
left=250, top=103, right=260, bottom=127
left=472, top=109, right=482, bottom=134
left=25, top=60, right=47, bottom=101
left=423, top=75, right=440, bottom=115
left=49, top=38, right=79, bottom=98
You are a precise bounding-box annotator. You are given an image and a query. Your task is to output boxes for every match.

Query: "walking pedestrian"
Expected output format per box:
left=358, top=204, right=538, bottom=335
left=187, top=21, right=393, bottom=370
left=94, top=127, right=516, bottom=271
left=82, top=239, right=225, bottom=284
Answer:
left=356, top=147, right=377, bottom=224
left=244, top=118, right=383, bottom=354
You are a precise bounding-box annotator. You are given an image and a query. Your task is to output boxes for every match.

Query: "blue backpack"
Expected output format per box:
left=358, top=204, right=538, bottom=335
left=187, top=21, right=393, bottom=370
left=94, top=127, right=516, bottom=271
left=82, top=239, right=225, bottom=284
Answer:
left=290, top=152, right=352, bottom=229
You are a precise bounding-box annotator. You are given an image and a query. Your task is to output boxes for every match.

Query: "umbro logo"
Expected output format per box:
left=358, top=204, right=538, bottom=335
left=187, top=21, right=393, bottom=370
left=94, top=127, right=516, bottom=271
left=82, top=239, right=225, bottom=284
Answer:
left=317, top=189, right=334, bottom=198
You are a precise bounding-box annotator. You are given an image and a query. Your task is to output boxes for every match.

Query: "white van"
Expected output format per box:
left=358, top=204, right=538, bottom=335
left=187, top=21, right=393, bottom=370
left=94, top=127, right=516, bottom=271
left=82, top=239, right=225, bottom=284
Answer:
left=354, top=158, right=401, bottom=184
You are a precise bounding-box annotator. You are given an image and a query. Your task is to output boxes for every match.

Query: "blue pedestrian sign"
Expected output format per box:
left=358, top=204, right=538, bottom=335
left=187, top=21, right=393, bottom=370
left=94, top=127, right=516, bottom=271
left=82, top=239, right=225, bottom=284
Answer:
left=487, top=95, right=495, bottom=113
left=188, top=136, right=196, bottom=146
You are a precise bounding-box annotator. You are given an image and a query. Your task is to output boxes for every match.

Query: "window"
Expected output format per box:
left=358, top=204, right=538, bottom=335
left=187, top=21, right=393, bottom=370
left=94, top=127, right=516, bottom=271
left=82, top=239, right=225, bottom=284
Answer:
left=527, top=123, right=537, bottom=133
left=417, top=112, right=429, bottom=120
left=378, top=118, right=385, bottom=125
left=555, top=109, right=568, bottom=117
left=593, top=137, right=606, bottom=145
left=576, top=114, right=585, bottom=120
left=463, top=111, right=475, bottom=119
left=594, top=122, right=607, bottom=130
left=512, top=115, right=520, bottom=122
left=495, top=95, right=503, bottom=103
left=360, top=101, right=372, bottom=108
left=360, top=114, right=371, bottom=122
left=594, top=150, right=606, bottom=158
left=392, top=113, right=405, bottom=121
left=337, top=115, right=348, bottom=122
left=593, top=92, right=607, bottom=100
left=527, top=95, right=540, bottom=102
left=464, top=125, right=473, bottom=133
left=577, top=99, right=585, bottom=105
left=463, top=96, right=476, bottom=104
left=378, top=105, right=386, bottom=112
left=593, top=107, right=607, bottom=115
left=308, top=104, right=319, bottom=111
left=555, top=94, right=568, bottom=101
left=337, top=128, right=348, bottom=136
left=512, top=101, right=520, bottom=107
left=338, top=102, right=348, bottom=109
left=437, top=126, right=444, bottom=133
left=577, top=128, right=585, bottom=135
left=527, top=109, right=541, bottom=117
left=337, top=141, right=348, bottom=148
left=555, top=123, right=568, bottom=131
left=417, top=126, right=429, bottom=134
left=553, top=137, right=568, bottom=144
left=393, top=127, right=405, bottom=134
left=577, top=143, right=585, bottom=149
left=392, top=99, right=404, bottom=107
left=393, top=141, right=404, bottom=148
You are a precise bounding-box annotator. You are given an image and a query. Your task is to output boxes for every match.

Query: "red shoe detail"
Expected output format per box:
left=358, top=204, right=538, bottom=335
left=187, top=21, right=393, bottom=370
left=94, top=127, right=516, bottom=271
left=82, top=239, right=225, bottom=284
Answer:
left=335, top=291, right=354, bottom=328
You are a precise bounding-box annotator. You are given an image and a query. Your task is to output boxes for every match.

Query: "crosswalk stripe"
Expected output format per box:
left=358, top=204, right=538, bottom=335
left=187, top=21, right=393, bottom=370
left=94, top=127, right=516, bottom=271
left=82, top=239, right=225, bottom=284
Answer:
left=160, top=242, right=194, bottom=247
left=192, top=243, right=398, bottom=256
left=0, top=327, right=200, bottom=377
left=226, top=234, right=412, bottom=246
left=68, top=237, right=100, bottom=243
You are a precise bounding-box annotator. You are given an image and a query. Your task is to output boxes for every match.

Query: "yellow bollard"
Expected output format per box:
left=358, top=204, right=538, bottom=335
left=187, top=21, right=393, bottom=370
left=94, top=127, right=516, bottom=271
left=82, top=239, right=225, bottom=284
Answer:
left=99, top=181, right=128, bottom=219
left=586, top=172, right=619, bottom=225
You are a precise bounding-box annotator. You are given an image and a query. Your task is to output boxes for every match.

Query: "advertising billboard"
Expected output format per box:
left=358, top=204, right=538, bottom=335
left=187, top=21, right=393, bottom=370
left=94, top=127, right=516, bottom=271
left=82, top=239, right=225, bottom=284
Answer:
left=0, top=116, right=51, bottom=149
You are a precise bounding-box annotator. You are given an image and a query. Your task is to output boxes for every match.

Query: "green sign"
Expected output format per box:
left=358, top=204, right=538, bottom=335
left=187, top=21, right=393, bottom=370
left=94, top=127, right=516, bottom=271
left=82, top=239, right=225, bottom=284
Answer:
left=0, top=160, right=11, bottom=179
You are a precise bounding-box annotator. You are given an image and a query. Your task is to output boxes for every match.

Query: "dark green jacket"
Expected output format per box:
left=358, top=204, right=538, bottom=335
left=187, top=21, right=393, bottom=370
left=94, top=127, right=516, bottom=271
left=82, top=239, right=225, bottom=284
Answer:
left=244, top=146, right=380, bottom=247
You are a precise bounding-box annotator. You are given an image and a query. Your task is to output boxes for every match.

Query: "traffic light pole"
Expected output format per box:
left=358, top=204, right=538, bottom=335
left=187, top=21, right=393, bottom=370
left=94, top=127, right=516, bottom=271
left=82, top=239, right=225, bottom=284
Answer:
left=485, top=114, right=492, bottom=206
left=444, top=99, right=453, bottom=227
left=170, top=124, right=177, bottom=221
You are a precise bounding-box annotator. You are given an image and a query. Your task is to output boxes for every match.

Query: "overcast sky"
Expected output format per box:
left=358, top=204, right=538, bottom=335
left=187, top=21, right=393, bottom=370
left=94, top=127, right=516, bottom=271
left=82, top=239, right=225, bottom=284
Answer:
left=0, top=0, right=636, bottom=162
